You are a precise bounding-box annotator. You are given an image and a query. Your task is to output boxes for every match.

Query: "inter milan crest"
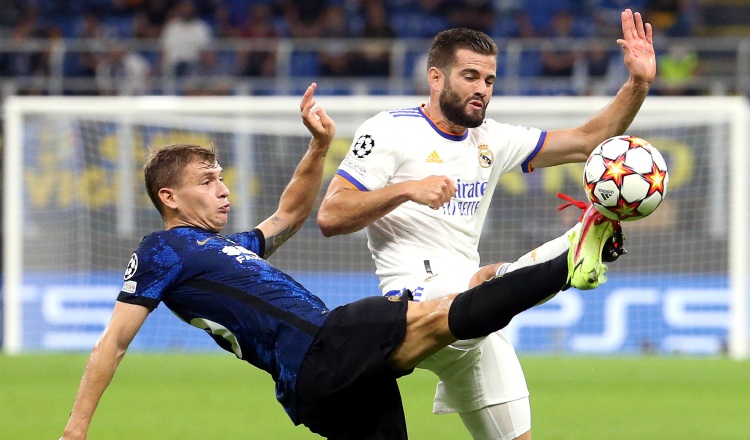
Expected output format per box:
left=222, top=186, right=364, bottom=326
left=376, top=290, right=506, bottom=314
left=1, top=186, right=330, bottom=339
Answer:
left=123, top=253, right=138, bottom=280
left=478, top=144, right=493, bottom=168
left=352, top=134, right=375, bottom=158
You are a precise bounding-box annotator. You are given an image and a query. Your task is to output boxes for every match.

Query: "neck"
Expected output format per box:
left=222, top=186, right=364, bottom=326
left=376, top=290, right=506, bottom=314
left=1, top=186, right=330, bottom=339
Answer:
left=423, top=102, right=467, bottom=136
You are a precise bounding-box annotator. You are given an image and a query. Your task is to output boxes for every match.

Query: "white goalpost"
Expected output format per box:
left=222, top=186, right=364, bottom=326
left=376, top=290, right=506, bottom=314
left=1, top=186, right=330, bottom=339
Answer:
left=3, top=94, right=749, bottom=359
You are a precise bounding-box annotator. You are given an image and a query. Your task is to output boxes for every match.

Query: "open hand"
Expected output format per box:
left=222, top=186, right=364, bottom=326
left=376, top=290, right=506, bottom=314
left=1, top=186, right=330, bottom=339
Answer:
left=617, top=9, right=656, bottom=85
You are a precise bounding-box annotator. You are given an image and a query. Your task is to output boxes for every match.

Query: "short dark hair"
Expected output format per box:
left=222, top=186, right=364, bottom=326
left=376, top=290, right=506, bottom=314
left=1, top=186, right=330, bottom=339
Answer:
left=427, top=28, right=498, bottom=72
left=143, top=143, right=218, bottom=215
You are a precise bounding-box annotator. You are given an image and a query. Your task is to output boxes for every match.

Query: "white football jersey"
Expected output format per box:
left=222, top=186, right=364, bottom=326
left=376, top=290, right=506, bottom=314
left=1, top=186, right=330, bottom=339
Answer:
left=336, top=105, right=546, bottom=293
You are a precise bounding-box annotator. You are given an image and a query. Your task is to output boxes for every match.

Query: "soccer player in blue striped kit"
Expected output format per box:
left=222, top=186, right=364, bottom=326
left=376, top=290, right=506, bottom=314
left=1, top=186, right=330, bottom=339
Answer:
left=61, top=83, right=619, bottom=440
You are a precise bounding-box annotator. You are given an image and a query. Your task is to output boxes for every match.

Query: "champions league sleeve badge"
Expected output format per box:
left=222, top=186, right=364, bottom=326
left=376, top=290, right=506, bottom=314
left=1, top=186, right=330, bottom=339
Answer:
left=478, top=144, right=493, bottom=168
left=352, top=134, right=375, bottom=158
left=124, top=253, right=138, bottom=280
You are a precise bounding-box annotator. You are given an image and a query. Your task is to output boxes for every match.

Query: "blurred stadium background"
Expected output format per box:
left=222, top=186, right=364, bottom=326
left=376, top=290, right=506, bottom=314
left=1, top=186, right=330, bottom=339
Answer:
left=0, top=0, right=748, bottom=97
left=2, top=0, right=750, bottom=438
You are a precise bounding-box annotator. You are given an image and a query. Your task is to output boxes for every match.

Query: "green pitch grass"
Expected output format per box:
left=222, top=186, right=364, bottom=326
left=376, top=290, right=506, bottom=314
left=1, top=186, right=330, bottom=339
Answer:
left=3, top=354, right=749, bottom=439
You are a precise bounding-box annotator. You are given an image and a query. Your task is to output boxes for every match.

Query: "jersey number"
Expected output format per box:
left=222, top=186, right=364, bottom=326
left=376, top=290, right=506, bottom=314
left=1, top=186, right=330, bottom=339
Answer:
left=190, top=318, right=243, bottom=358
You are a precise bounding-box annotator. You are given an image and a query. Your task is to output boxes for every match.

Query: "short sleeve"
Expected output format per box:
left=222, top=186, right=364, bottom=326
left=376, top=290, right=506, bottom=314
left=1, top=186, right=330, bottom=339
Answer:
left=484, top=120, right=546, bottom=174
left=226, top=228, right=266, bottom=258
left=335, top=112, right=402, bottom=191
left=117, top=233, right=182, bottom=308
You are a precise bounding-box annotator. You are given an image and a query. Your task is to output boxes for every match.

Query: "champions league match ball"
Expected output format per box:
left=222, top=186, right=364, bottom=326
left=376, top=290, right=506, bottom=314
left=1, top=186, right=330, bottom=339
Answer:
left=583, top=135, right=669, bottom=222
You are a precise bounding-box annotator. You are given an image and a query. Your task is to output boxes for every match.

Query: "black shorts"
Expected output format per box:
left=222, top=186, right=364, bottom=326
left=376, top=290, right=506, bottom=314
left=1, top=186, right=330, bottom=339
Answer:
left=295, top=295, right=411, bottom=440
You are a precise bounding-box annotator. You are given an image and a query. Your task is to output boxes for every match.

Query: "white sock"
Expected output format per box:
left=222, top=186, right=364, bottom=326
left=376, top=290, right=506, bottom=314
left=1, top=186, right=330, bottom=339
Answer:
left=497, top=223, right=580, bottom=276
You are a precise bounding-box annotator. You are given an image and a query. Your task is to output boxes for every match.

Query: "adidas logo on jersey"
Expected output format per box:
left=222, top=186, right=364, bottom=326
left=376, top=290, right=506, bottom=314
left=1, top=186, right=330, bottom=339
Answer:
left=425, top=150, right=443, bottom=163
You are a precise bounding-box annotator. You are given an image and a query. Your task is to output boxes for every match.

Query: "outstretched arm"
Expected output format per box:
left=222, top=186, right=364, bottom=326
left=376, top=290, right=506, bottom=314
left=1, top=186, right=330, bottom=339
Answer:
left=533, top=9, right=656, bottom=168
left=61, top=302, right=150, bottom=440
left=256, top=83, right=335, bottom=257
left=317, top=174, right=457, bottom=236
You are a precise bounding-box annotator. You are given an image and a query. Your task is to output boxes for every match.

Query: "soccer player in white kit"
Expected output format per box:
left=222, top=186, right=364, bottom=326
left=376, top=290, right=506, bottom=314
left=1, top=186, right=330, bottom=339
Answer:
left=318, top=9, right=655, bottom=440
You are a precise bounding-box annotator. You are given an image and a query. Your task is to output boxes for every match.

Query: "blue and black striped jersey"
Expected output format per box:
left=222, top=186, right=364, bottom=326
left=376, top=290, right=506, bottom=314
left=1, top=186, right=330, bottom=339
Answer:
left=117, top=226, right=330, bottom=422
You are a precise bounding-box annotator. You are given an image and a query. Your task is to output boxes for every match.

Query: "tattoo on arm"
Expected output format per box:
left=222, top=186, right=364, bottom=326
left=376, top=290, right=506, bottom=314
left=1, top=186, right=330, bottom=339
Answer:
left=264, top=220, right=302, bottom=258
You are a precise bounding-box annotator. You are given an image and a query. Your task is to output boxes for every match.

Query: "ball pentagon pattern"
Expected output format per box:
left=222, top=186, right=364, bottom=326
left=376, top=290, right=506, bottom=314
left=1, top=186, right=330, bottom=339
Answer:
left=583, top=135, right=669, bottom=221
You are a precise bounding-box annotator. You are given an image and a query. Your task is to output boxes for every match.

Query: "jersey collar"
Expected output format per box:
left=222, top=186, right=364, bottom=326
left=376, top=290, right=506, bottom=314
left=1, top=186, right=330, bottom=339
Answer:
left=418, top=104, right=469, bottom=141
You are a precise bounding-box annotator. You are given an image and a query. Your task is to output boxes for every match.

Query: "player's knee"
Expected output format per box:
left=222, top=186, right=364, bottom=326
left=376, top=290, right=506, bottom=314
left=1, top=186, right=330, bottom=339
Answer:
left=407, top=296, right=455, bottom=342
left=390, top=299, right=457, bottom=370
left=431, top=295, right=455, bottom=329
left=469, top=264, right=504, bottom=288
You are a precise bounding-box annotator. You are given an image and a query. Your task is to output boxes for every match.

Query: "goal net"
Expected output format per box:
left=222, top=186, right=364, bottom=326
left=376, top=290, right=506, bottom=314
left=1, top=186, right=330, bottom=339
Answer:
left=4, top=95, right=749, bottom=358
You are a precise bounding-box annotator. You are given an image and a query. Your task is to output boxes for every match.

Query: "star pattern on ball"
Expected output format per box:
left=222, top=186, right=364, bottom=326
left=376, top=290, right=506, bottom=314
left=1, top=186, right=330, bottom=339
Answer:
left=626, top=136, right=651, bottom=149
left=584, top=181, right=596, bottom=200
left=601, top=154, right=633, bottom=188
left=644, top=161, right=668, bottom=197
left=584, top=135, right=668, bottom=222
left=611, top=198, right=642, bottom=220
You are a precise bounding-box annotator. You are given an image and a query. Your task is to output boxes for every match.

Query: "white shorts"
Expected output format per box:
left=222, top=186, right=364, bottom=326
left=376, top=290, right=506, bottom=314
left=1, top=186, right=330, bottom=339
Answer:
left=460, top=396, right=532, bottom=440
left=421, top=331, right=529, bottom=414
left=382, top=266, right=530, bottom=414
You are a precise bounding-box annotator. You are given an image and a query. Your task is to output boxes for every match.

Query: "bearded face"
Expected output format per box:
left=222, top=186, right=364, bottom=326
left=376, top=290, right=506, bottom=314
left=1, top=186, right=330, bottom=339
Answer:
left=438, top=77, right=487, bottom=128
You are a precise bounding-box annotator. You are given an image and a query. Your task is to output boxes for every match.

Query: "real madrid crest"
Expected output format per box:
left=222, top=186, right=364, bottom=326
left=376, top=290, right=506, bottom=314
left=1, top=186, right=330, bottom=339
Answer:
left=478, top=144, right=493, bottom=168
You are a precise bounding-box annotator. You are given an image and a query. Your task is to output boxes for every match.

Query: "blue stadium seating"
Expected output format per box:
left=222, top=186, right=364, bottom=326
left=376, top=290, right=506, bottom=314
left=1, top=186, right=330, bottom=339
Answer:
left=289, top=52, right=321, bottom=77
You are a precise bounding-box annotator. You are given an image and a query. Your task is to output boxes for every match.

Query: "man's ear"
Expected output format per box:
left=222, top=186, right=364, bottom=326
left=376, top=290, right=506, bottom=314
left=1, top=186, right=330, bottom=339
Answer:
left=159, top=188, right=178, bottom=210
left=427, top=66, right=442, bottom=90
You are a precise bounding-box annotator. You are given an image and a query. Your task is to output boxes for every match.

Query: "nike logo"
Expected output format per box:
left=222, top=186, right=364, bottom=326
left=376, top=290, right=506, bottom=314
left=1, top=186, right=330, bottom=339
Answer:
left=573, top=259, right=584, bottom=274
left=196, top=237, right=213, bottom=245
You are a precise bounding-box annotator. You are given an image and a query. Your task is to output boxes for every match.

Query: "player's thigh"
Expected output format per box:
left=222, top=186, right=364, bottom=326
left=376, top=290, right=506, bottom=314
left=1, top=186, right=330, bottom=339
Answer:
left=432, top=332, right=528, bottom=414
left=458, top=397, right=532, bottom=440
left=476, top=331, right=529, bottom=398
left=383, top=263, right=477, bottom=302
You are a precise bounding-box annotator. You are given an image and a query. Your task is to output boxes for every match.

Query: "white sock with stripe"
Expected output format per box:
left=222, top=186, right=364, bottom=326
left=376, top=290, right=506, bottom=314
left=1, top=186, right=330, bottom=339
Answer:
left=496, top=224, right=580, bottom=277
